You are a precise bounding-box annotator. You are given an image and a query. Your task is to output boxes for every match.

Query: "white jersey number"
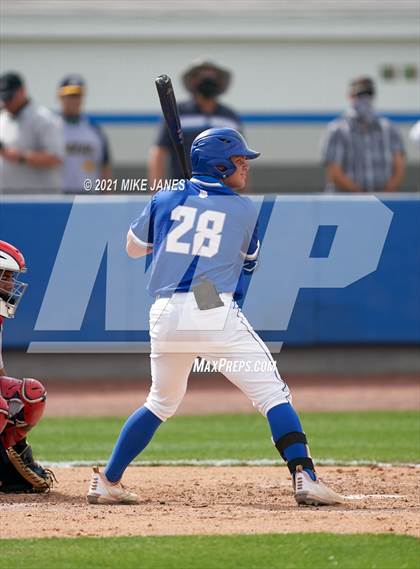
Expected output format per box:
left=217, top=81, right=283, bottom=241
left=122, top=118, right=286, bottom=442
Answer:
left=166, top=206, right=226, bottom=258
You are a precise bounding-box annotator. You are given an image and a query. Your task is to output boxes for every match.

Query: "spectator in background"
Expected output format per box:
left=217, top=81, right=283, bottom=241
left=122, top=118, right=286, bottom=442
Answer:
left=409, top=121, right=420, bottom=145
left=58, top=75, right=112, bottom=193
left=148, top=60, right=242, bottom=183
left=322, top=76, right=405, bottom=192
left=0, top=72, right=64, bottom=193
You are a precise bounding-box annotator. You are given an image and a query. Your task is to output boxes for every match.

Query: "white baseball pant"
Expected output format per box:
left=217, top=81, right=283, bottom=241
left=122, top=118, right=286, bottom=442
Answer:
left=144, top=292, right=291, bottom=421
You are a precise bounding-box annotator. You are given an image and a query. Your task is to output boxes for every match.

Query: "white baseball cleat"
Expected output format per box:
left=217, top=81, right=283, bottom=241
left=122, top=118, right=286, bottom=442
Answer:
left=87, top=466, right=138, bottom=505
left=293, top=466, right=344, bottom=506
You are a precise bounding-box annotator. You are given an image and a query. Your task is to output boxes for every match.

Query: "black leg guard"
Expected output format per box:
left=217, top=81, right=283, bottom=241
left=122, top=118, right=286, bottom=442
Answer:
left=274, top=431, right=315, bottom=475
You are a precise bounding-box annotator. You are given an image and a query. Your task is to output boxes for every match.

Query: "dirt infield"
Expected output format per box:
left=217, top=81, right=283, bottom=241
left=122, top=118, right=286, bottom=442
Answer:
left=1, top=466, right=419, bottom=539
left=2, top=375, right=417, bottom=540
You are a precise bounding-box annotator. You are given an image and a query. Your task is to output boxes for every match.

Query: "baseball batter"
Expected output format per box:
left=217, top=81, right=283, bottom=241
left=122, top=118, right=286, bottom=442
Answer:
left=87, top=128, right=344, bottom=506
left=0, top=240, right=54, bottom=492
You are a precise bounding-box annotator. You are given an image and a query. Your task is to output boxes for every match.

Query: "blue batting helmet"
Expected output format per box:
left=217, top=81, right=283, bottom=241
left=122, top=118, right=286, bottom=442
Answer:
left=190, top=128, right=260, bottom=179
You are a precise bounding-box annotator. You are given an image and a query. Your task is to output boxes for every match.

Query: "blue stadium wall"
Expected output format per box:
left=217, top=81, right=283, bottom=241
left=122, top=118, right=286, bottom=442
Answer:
left=1, top=195, right=419, bottom=349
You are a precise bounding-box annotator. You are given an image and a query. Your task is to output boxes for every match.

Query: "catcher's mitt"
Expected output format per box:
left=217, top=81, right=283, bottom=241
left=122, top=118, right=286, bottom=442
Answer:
left=1, top=442, right=56, bottom=493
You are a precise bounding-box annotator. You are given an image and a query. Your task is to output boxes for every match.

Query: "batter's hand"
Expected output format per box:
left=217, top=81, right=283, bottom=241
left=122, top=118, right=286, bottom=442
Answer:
left=0, top=147, right=23, bottom=163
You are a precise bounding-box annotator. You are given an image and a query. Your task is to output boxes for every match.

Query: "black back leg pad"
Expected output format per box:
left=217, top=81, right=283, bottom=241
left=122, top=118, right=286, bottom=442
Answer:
left=274, top=431, right=308, bottom=460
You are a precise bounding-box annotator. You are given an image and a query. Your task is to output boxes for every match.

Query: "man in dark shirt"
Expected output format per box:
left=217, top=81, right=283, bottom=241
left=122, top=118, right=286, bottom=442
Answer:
left=148, top=60, right=242, bottom=184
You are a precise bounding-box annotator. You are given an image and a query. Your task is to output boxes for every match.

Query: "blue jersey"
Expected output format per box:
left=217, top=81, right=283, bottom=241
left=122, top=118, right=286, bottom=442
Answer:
left=129, top=176, right=259, bottom=298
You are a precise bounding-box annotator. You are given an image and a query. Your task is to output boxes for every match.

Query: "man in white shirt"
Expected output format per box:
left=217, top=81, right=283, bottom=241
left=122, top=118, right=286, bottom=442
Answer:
left=0, top=72, right=64, bottom=193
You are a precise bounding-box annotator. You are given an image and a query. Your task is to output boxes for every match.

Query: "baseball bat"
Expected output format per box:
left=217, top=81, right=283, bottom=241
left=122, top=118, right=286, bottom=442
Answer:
left=155, top=74, right=191, bottom=179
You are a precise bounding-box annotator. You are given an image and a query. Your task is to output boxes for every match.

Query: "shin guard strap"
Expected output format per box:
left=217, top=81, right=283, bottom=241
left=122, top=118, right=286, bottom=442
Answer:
left=274, top=431, right=308, bottom=460
left=287, top=457, right=315, bottom=475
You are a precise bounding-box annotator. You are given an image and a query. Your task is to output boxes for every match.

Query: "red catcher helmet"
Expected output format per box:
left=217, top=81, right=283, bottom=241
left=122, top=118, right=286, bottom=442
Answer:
left=0, top=240, right=27, bottom=318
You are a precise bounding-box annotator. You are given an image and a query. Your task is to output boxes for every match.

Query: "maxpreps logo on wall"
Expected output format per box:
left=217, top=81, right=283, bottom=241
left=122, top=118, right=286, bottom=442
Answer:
left=15, top=195, right=393, bottom=353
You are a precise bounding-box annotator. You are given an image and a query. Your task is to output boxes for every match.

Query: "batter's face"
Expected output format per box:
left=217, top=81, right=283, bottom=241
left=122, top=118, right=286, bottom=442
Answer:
left=60, top=94, right=83, bottom=117
left=224, top=156, right=249, bottom=191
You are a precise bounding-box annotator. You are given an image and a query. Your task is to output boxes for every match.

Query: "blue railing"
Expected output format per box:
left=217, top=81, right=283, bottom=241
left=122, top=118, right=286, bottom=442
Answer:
left=87, top=112, right=420, bottom=125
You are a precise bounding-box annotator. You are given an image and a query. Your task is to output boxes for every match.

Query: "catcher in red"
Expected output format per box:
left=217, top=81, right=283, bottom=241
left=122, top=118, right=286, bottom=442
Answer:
left=0, top=240, right=55, bottom=493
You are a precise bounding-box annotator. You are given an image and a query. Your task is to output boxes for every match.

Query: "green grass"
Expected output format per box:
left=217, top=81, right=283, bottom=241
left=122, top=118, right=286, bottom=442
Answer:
left=1, top=534, right=419, bottom=569
left=29, top=411, right=420, bottom=463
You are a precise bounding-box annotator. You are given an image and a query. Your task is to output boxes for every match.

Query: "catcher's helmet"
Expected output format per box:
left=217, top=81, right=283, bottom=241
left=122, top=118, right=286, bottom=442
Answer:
left=191, top=128, right=260, bottom=179
left=0, top=240, right=27, bottom=319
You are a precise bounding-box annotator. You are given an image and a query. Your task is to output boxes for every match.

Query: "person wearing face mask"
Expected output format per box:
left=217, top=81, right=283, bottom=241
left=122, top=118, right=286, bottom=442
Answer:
left=148, top=60, right=242, bottom=184
left=321, top=76, right=405, bottom=192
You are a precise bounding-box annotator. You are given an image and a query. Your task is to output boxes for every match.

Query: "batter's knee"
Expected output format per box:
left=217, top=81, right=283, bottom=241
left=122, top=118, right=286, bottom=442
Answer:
left=252, top=386, right=292, bottom=417
left=144, top=392, right=184, bottom=422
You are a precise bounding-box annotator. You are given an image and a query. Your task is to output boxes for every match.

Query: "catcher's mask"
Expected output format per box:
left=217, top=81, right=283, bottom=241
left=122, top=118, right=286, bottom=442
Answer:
left=0, top=240, right=27, bottom=319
